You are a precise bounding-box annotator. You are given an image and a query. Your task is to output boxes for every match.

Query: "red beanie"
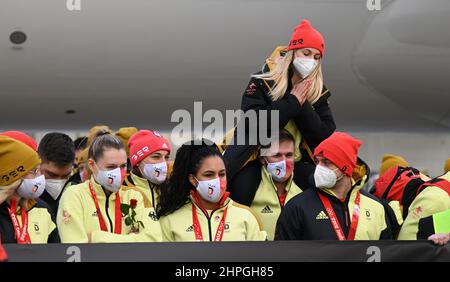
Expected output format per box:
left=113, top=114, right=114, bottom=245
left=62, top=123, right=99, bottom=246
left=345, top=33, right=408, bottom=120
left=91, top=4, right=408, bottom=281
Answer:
left=0, top=131, right=37, bottom=151
left=287, top=19, right=325, bottom=57
left=128, top=130, right=171, bottom=167
left=314, top=132, right=362, bottom=177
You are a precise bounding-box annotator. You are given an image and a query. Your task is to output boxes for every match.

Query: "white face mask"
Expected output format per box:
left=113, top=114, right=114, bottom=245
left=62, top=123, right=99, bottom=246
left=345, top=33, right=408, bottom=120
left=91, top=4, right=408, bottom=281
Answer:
left=266, top=159, right=288, bottom=182
left=293, top=57, right=317, bottom=78
left=141, top=161, right=168, bottom=184
left=45, top=179, right=67, bottom=200
left=17, top=175, right=46, bottom=199
left=95, top=165, right=124, bottom=193
left=314, top=165, right=341, bottom=189
left=195, top=177, right=226, bottom=203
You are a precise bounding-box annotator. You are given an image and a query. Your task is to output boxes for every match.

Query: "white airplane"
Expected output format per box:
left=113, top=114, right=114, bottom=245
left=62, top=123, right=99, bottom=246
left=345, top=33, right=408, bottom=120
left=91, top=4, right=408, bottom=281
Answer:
left=0, top=0, right=449, bottom=174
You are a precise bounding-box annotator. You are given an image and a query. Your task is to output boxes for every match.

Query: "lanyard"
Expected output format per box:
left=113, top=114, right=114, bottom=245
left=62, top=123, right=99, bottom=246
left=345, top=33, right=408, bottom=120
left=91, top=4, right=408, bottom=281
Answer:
left=192, top=203, right=229, bottom=241
left=8, top=198, right=31, bottom=244
left=88, top=181, right=122, bottom=234
left=0, top=236, right=7, bottom=261
left=318, top=191, right=360, bottom=240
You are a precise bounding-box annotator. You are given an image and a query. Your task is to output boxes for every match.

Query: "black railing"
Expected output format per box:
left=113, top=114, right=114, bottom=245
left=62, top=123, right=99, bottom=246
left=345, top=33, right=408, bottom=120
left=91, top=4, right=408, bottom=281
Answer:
left=3, top=241, right=450, bottom=262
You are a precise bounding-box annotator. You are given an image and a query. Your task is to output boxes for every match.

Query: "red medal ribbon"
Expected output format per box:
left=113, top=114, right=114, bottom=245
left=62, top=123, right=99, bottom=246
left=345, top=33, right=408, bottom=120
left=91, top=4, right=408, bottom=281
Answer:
left=192, top=203, right=229, bottom=241
left=88, top=180, right=122, bottom=234
left=318, top=191, right=360, bottom=240
left=8, top=198, right=31, bottom=244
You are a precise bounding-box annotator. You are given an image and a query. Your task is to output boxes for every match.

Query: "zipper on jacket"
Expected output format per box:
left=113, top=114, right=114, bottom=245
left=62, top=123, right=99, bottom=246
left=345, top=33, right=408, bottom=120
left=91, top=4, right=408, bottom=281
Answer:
left=148, top=181, right=155, bottom=208
left=270, top=177, right=285, bottom=210
left=344, top=209, right=349, bottom=227
left=209, top=209, right=224, bottom=242
left=343, top=187, right=355, bottom=230
left=193, top=202, right=214, bottom=242
left=104, top=193, right=114, bottom=232
left=207, top=217, right=213, bottom=241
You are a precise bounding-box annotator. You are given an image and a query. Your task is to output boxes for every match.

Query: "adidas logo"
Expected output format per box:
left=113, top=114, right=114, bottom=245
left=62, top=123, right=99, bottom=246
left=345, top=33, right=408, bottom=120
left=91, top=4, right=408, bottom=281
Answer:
left=316, top=211, right=329, bottom=220
left=186, top=225, right=194, bottom=232
left=261, top=205, right=273, bottom=214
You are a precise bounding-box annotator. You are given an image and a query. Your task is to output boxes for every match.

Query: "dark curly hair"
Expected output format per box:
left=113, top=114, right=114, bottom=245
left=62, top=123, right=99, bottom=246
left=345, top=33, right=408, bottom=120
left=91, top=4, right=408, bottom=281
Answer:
left=156, top=139, right=223, bottom=218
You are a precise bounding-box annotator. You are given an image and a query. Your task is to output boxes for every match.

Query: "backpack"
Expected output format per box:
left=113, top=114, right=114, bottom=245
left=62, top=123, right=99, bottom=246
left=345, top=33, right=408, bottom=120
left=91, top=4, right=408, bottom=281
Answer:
left=372, top=165, right=450, bottom=220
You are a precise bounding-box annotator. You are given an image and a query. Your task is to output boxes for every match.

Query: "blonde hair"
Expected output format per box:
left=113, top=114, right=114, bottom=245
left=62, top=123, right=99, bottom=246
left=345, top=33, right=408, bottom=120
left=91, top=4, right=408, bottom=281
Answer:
left=252, top=50, right=324, bottom=104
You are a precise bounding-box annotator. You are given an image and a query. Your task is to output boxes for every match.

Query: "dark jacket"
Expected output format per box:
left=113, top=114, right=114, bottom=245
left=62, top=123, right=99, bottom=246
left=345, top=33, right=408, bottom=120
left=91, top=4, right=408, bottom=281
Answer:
left=0, top=199, right=60, bottom=243
left=223, top=69, right=336, bottom=182
left=274, top=160, right=393, bottom=240
left=274, top=187, right=393, bottom=240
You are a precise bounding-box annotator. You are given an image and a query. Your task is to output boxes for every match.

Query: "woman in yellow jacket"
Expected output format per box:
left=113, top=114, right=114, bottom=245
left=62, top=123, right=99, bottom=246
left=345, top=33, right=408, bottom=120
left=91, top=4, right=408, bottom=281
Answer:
left=124, top=130, right=171, bottom=209
left=157, top=139, right=267, bottom=242
left=57, top=133, right=162, bottom=243
left=0, top=134, right=59, bottom=244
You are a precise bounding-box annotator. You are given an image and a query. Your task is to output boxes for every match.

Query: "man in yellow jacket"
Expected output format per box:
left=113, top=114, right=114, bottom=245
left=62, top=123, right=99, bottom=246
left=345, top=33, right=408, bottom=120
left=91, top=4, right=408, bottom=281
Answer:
left=250, top=130, right=302, bottom=240
left=57, top=133, right=162, bottom=243
left=397, top=171, right=450, bottom=240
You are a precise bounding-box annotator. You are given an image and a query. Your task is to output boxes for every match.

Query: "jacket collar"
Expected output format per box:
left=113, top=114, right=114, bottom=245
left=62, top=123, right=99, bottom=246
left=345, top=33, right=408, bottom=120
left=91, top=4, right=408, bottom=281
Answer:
left=0, top=197, right=36, bottom=214
left=189, top=190, right=231, bottom=216
left=130, top=172, right=150, bottom=189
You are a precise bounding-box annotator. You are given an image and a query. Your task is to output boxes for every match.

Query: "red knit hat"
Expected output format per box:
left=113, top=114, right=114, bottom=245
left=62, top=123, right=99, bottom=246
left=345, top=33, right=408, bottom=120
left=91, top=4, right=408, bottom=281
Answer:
left=128, top=130, right=171, bottom=167
left=314, top=132, right=362, bottom=177
left=287, top=19, right=325, bottom=57
left=0, top=131, right=37, bottom=151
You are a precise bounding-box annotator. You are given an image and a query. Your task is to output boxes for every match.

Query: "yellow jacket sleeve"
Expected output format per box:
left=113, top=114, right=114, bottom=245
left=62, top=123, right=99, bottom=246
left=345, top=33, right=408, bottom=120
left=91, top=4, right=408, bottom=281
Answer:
left=398, top=187, right=450, bottom=240
left=57, top=187, right=89, bottom=243
left=244, top=210, right=267, bottom=241
left=91, top=207, right=162, bottom=243
left=159, top=215, right=176, bottom=242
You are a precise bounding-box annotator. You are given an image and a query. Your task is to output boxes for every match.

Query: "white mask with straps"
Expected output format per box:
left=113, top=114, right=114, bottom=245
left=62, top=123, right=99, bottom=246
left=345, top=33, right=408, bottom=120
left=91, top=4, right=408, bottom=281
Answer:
left=141, top=161, right=168, bottom=184
left=314, top=165, right=342, bottom=189
left=195, top=177, right=225, bottom=203
left=45, top=179, right=67, bottom=200
left=17, top=175, right=46, bottom=199
left=293, top=57, right=318, bottom=78
left=266, top=159, right=287, bottom=182
left=95, top=165, right=123, bottom=193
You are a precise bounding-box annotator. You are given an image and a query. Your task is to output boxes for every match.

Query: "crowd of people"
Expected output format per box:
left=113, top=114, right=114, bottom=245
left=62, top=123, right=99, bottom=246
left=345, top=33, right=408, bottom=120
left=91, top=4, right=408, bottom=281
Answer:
left=1, top=19, right=449, bottom=260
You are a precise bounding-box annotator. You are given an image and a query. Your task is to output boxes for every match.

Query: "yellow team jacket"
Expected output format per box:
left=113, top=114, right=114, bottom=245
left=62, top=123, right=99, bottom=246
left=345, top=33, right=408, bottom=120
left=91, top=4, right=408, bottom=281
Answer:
left=124, top=172, right=160, bottom=209
left=397, top=172, right=450, bottom=240
left=250, top=167, right=302, bottom=240
left=10, top=200, right=57, bottom=243
left=57, top=177, right=162, bottom=243
left=160, top=195, right=267, bottom=241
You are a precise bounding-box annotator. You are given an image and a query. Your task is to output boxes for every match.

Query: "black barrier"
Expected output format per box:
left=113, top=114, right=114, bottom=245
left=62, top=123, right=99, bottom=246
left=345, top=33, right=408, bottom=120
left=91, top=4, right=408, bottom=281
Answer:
left=3, top=241, right=450, bottom=262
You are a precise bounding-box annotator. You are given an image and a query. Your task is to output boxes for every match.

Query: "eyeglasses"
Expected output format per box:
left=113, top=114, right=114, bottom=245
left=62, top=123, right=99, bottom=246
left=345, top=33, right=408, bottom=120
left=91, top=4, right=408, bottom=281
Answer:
left=26, top=167, right=41, bottom=177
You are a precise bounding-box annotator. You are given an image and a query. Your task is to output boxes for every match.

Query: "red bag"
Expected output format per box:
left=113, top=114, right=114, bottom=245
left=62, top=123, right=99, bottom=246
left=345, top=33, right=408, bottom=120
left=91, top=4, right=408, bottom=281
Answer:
left=0, top=237, right=7, bottom=262
left=372, top=165, right=450, bottom=219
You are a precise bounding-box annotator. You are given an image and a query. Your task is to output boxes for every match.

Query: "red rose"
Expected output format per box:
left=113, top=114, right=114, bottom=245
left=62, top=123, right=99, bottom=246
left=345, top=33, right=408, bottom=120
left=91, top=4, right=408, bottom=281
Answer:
left=130, top=199, right=138, bottom=209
